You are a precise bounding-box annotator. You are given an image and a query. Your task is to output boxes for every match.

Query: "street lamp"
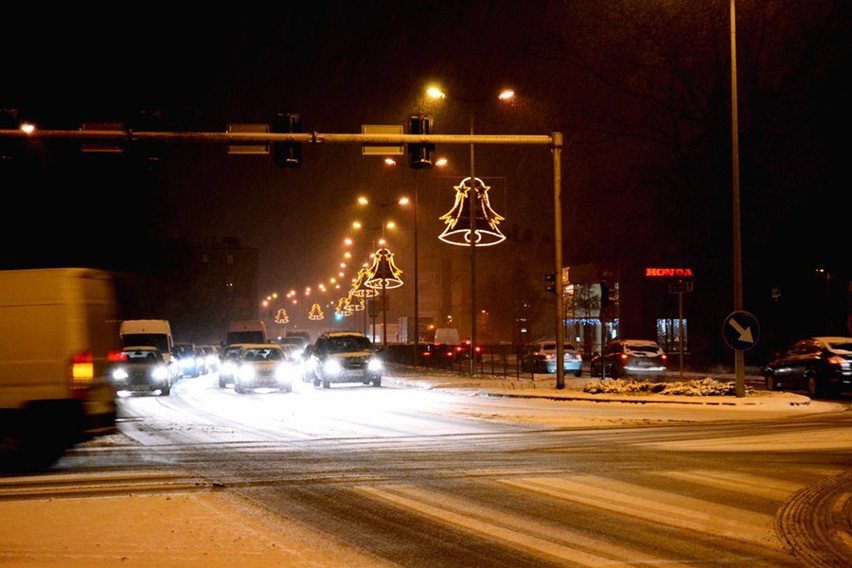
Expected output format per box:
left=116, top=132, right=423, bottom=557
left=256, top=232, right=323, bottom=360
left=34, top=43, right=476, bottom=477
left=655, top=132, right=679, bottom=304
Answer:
left=426, top=85, right=515, bottom=374
left=354, top=194, right=411, bottom=343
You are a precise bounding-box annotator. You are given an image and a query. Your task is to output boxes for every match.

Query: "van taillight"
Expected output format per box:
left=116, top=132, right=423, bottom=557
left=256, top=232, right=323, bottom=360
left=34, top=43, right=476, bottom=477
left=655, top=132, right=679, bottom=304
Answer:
left=69, top=351, right=95, bottom=397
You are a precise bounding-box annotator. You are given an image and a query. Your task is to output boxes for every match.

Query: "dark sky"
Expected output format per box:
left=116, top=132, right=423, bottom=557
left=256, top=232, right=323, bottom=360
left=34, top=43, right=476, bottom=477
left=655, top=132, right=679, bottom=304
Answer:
left=2, top=1, right=848, bottom=317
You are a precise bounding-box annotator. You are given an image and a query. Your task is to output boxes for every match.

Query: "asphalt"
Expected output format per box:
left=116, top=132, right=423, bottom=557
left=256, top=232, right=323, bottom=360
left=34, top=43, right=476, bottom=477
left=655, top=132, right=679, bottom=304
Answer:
left=0, top=369, right=818, bottom=566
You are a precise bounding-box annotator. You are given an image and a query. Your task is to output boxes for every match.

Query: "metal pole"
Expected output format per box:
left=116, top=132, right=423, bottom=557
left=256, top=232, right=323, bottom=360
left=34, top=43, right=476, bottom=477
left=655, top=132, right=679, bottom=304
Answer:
left=553, top=132, right=565, bottom=389
left=678, top=291, right=685, bottom=380
left=469, top=116, right=477, bottom=375
left=382, top=281, right=388, bottom=348
left=730, top=0, right=745, bottom=397
left=413, top=174, right=420, bottom=367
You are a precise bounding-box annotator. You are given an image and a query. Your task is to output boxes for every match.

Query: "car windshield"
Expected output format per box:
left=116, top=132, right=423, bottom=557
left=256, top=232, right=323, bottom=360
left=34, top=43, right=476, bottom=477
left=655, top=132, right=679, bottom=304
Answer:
left=125, top=350, right=160, bottom=363
left=826, top=339, right=852, bottom=353
left=327, top=336, right=372, bottom=353
left=244, top=348, right=282, bottom=361
left=628, top=344, right=661, bottom=354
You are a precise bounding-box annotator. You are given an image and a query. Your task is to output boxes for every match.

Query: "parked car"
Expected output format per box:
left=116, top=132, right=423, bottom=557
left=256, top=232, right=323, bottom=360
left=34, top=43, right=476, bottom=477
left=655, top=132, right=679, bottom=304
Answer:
left=764, top=336, right=852, bottom=398
left=109, top=346, right=172, bottom=396
left=307, top=331, right=382, bottom=388
left=520, top=338, right=583, bottom=376
left=589, top=339, right=668, bottom=381
left=232, top=343, right=296, bottom=394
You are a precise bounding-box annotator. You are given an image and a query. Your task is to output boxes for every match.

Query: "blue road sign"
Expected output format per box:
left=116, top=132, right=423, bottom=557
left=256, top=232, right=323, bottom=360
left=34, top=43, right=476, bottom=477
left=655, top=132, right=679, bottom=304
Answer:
left=723, top=311, right=760, bottom=351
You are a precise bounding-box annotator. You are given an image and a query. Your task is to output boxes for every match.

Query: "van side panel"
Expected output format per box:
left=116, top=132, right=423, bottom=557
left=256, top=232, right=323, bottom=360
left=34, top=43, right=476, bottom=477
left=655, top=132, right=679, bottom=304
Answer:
left=0, top=268, right=120, bottom=469
left=226, top=320, right=268, bottom=345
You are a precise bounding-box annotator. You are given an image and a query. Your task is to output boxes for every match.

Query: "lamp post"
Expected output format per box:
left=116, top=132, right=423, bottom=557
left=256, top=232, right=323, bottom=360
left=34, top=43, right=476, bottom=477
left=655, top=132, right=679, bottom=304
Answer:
left=427, top=86, right=514, bottom=374
left=355, top=194, right=410, bottom=345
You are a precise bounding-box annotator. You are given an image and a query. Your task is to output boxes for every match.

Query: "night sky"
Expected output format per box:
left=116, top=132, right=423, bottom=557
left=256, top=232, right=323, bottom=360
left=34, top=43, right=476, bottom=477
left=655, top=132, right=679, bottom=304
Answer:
left=2, top=1, right=848, bottom=336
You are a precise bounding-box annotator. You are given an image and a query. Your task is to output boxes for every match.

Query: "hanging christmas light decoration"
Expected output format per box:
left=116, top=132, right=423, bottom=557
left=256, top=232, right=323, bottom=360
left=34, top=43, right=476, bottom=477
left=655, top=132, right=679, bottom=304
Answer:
left=350, top=267, right=380, bottom=298
left=439, top=176, right=506, bottom=246
left=274, top=308, right=289, bottom=324
left=364, top=248, right=404, bottom=289
left=308, top=303, right=325, bottom=320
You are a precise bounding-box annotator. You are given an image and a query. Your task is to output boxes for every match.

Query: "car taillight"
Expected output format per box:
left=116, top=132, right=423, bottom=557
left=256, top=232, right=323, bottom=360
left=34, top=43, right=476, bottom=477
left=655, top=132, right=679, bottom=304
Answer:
left=69, top=351, right=94, bottom=398
left=619, top=353, right=628, bottom=362
left=108, top=349, right=127, bottom=362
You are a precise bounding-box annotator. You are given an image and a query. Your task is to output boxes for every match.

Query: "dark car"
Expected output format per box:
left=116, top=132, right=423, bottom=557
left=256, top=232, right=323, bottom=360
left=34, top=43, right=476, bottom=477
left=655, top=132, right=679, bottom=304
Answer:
left=307, top=331, right=382, bottom=388
left=764, top=336, right=852, bottom=397
left=589, top=339, right=668, bottom=381
left=109, top=346, right=172, bottom=396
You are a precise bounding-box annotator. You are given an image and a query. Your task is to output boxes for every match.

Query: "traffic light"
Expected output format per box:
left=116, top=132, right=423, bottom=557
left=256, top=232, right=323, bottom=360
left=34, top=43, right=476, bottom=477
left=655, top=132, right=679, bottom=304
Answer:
left=272, top=112, right=302, bottom=168
left=408, top=114, right=434, bottom=169
left=545, top=273, right=557, bottom=294
left=0, top=108, right=20, bottom=161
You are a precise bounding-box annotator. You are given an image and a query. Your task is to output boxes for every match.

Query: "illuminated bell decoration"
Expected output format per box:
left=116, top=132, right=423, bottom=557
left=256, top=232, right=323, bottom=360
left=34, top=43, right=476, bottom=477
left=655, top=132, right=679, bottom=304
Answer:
left=439, top=176, right=506, bottom=246
left=334, top=297, right=351, bottom=317
left=364, top=248, right=404, bottom=290
left=274, top=308, right=289, bottom=324
left=308, top=303, right=325, bottom=320
left=350, top=267, right=379, bottom=298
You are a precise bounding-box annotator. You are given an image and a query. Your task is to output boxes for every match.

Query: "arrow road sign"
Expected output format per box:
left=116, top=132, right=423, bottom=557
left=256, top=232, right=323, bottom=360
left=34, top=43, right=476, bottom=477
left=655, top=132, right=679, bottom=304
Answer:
left=722, top=310, right=760, bottom=351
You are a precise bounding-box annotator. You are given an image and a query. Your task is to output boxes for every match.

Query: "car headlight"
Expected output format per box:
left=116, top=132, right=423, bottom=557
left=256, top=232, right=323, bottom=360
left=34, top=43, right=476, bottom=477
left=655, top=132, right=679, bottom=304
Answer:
left=152, top=365, right=170, bottom=382
left=368, top=358, right=382, bottom=372
left=111, top=367, right=128, bottom=381
left=276, top=363, right=297, bottom=382
left=323, top=359, right=342, bottom=375
left=238, top=365, right=256, bottom=381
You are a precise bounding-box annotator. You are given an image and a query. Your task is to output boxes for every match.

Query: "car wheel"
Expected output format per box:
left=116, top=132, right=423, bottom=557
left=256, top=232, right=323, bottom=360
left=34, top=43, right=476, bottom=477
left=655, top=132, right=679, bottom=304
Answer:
left=610, top=363, right=620, bottom=379
left=322, top=378, right=331, bottom=389
left=806, top=375, right=823, bottom=398
left=313, top=377, right=321, bottom=387
left=160, top=386, right=170, bottom=396
left=219, top=377, right=228, bottom=388
left=764, top=374, right=778, bottom=391
left=235, top=384, right=244, bottom=394
left=574, top=369, right=583, bottom=378
left=372, top=377, right=381, bottom=387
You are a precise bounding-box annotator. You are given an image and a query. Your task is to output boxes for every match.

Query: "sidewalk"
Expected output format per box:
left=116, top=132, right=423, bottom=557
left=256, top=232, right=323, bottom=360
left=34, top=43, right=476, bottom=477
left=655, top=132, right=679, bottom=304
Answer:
left=383, top=368, right=813, bottom=407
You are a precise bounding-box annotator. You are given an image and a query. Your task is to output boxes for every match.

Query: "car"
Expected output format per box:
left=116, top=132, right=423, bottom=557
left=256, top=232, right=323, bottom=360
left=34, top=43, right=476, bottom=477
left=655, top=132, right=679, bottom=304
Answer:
left=218, top=343, right=248, bottom=388
left=307, top=331, right=382, bottom=388
left=520, top=337, right=583, bottom=376
left=197, top=343, right=221, bottom=373
left=232, top=344, right=296, bottom=394
left=108, top=346, right=172, bottom=396
left=589, top=339, right=668, bottom=381
left=277, top=335, right=309, bottom=361
left=174, top=342, right=199, bottom=378
left=763, top=336, right=852, bottom=398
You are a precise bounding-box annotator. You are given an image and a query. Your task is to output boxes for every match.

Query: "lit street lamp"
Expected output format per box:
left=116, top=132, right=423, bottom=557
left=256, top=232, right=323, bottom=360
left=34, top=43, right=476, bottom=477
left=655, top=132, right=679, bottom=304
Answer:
left=426, top=85, right=514, bottom=374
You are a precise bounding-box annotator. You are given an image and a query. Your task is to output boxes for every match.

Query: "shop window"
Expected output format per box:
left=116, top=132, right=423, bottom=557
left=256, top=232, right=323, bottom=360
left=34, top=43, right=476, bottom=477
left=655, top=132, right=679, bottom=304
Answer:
left=657, top=319, right=688, bottom=353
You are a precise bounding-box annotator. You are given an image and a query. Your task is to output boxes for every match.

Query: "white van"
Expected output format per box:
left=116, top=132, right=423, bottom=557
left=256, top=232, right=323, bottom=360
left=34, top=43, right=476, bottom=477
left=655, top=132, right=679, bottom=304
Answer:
left=0, top=268, right=120, bottom=470
left=119, top=319, right=178, bottom=378
left=226, top=320, right=268, bottom=346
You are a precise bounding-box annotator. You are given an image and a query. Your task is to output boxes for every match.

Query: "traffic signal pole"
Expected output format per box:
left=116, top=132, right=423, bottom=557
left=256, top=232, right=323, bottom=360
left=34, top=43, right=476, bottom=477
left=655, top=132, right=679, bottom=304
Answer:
left=0, top=126, right=565, bottom=383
